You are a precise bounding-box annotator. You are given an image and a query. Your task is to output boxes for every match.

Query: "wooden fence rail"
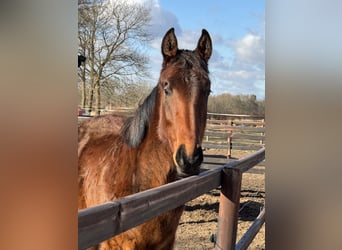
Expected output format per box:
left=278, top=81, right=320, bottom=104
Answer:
left=203, top=117, right=265, bottom=158
left=236, top=207, right=266, bottom=250
left=78, top=148, right=265, bottom=250
left=78, top=112, right=265, bottom=159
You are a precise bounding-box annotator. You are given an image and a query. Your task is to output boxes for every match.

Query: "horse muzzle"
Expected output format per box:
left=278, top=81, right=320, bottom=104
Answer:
left=175, top=144, right=203, bottom=177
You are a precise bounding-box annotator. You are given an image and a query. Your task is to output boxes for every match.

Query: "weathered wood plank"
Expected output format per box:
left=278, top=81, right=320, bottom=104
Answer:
left=78, top=167, right=223, bottom=249
left=202, top=143, right=264, bottom=151
left=232, top=145, right=264, bottom=151
left=231, top=133, right=265, bottom=141
left=231, top=120, right=265, bottom=126
left=78, top=202, right=120, bottom=250
left=206, top=121, right=265, bottom=128
left=116, top=168, right=222, bottom=234
left=202, top=143, right=230, bottom=149
left=204, top=131, right=231, bottom=137
left=207, top=112, right=264, bottom=119
left=206, top=125, right=265, bottom=133
left=78, top=148, right=266, bottom=249
left=226, top=148, right=265, bottom=173
left=235, top=207, right=265, bottom=250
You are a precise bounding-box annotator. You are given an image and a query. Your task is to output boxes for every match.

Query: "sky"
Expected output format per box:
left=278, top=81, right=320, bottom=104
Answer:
left=124, top=0, right=265, bottom=99
left=141, top=0, right=265, bottom=100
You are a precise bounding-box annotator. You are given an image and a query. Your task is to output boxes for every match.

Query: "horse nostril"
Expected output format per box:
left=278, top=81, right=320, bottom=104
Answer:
left=194, top=145, right=203, bottom=156
left=193, top=146, right=203, bottom=164
left=175, top=144, right=203, bottom=173
left=175, top=145, right=186, bottom=167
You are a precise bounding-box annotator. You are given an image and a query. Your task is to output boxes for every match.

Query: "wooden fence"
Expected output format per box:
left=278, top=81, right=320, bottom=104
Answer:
left=78, top=111, right=265, bottom=159
left=203, top=113, right=265, bottom=158
left=78, top=148, right=265, bottom=250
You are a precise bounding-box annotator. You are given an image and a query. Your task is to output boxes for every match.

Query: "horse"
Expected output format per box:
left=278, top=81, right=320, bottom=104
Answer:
left=78, top=27, right=212, bottom=249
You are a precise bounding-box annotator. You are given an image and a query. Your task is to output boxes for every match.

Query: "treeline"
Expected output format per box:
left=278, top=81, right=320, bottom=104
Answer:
left=208, top=93, right=264, bottom=116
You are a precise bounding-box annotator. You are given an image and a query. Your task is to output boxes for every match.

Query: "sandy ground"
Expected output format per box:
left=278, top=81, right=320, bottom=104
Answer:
left=174, top=149, right=265, bottom=250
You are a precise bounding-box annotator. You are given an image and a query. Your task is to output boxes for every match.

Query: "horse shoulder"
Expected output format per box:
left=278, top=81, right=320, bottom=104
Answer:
left=78, top=115, right=132, bottom=207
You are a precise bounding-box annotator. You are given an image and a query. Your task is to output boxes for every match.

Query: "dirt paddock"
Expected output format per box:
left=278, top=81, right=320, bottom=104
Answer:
left=174, top=149, right=265, bottom=250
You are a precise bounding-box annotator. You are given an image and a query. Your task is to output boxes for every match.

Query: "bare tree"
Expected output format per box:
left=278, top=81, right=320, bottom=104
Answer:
left=78, top=0, right=151, bottom=114
left=100, top=78, right=153, bottom=108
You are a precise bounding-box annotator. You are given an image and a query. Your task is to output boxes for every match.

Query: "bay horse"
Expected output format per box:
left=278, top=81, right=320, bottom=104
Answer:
left=78, top=28, right=212, bottom=249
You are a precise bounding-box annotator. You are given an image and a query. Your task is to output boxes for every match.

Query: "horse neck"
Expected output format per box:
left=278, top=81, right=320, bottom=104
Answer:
left=143, top=95, right=172, bottom=156
left=136, top=95, right=177, bottom=185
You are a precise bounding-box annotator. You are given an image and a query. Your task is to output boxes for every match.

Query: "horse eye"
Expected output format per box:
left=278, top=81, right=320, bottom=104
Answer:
left=164, top=87, right=172, bottom=96
left=163, top=81, right=172, bottom=95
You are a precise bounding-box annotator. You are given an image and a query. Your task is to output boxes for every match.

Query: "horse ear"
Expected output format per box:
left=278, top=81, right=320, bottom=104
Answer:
left=195, top=29, right=212, bottom=63
left=161, top=28, right=178, bottom=59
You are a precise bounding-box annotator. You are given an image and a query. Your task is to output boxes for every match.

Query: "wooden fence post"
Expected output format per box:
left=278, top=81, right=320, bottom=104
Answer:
left=227, top=133, right=232, bottom=159
left=215, top=168, right=242, bottom=250
left=260, top=119, right=265, bottom=145
left=227, top=119, right=233, bottom=159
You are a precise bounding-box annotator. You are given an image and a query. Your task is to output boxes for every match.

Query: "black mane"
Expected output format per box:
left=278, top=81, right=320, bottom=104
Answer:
left=121, top=87, right=157, bottom=148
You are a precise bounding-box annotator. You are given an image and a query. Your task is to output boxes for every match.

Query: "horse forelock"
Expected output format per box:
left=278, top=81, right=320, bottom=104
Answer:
left=121, top=87, right=157, bottom=148
left=163, top=50, right=211, bottom=97
left=163, top=50, right=209, bottom=73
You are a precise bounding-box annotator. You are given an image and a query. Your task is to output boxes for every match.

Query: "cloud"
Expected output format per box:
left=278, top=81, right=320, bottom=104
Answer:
left=123, top=0, right=265, bottom=99
left=136, top=0, right=182, bottom=38
left=149, top=6, right=182, bottom=38
left=209, top=32, right=265, bottom=99
left=230, top=33, right=265, bottom=70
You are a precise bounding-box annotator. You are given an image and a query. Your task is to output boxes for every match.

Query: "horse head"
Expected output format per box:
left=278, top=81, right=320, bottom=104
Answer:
left=157, top=28, right=212, bottom=177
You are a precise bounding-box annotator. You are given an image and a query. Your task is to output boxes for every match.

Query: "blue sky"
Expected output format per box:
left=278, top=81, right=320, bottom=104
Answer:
left=129, top=0, right=265, bottom=99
